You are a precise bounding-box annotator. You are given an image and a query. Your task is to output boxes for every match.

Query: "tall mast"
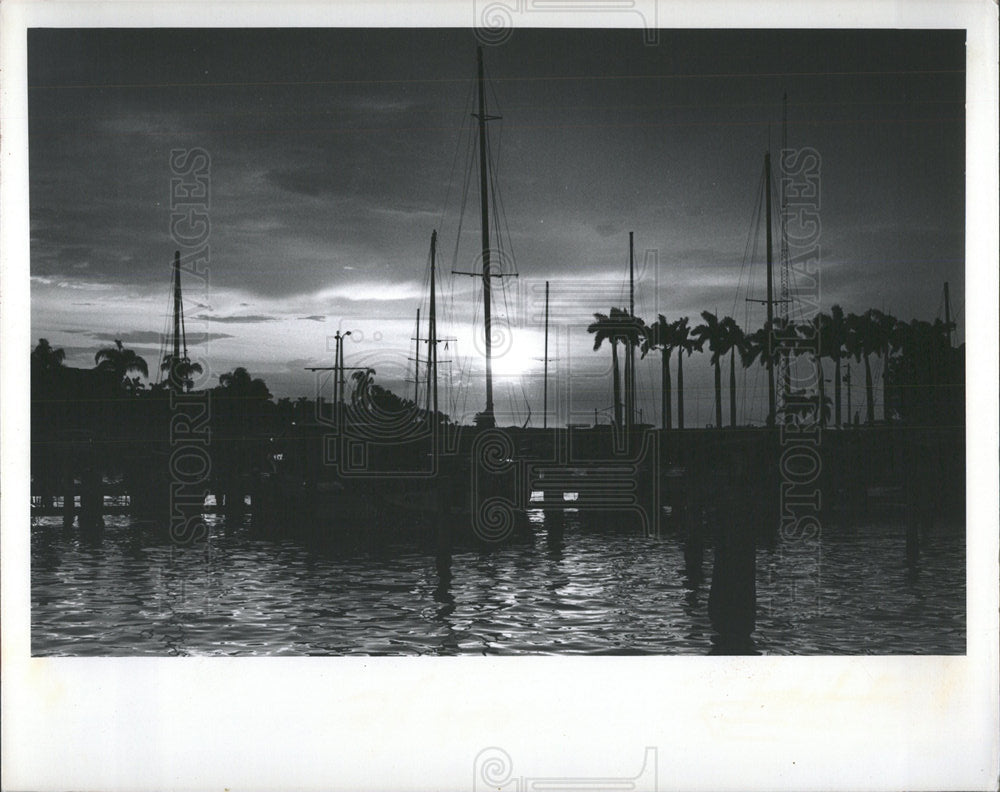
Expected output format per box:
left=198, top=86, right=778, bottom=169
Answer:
left=170, top=250, right=183, bottom=389
left=332, top=335, right=340, bottom=418
left=778, top=93, right=791, bottom=403
left=628, top=231, right=636, bottom=429
left=413, top=308, right=421, bottom=404
left=629, top=231, right=635, bottom=317
left=476, top=45, right=495, bottom=427
left=425, top=230, right=438, bottom=420
left=338, top=334, right=346, bottom=417
left=172, top=251, right=182, bottom=364
left=764, top=152, right=776, bottom=426
left=543, top=280, right=550, bottom=429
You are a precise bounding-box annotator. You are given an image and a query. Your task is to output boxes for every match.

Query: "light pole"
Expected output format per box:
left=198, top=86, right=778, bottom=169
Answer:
left=334, top=330, right=352, bottom=419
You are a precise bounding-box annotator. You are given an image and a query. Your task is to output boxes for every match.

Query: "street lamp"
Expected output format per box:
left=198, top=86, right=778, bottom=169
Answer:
left=333, top=330, right=352, bottom=410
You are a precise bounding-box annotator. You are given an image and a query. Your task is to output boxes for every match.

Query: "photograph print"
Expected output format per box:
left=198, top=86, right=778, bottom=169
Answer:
left=28, top=26, right=966, bottom=656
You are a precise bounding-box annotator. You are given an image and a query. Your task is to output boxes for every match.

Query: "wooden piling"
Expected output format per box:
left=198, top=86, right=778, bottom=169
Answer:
left=708, top=517, right=756, bottom=651
left=707, top=444, right=757, bottom=652
left=78, top=466, right=104, bottom=530
left=684, top=516, right=704, bottom=584
left=61, top=469, right=75, bottom=529
left=545, top=506, right=565, bottom=545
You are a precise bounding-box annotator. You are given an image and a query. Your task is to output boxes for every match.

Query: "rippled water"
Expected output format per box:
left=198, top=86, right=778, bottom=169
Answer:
left=31, top=511, right=965, bottom=655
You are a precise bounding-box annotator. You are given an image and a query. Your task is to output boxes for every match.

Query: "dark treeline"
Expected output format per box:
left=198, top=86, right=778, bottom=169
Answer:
left=30, top=339, right=445, bottom=439
left=30, top=299, right=963, bottom=459
left=29, top=337, right=449, bottom=515
left=589, top=305, right=964, bottom=431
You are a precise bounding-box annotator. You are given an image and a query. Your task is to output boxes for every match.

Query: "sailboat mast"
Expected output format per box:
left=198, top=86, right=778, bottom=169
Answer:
left=413, top=308, right=421, bottom=404
left=629, top=231, right=635, bottom=317
left=426, top=230, right=438, bottom=420
left=171, top=250, right=182, bottom=388
left=779, top=93, right=791, bottom=403
left=764, top=152, right=776, bottom=426
left=476, top=46, right=495, bottom=427
left=628, top=231, right=636, bottom=429
left=338, top=335, right=345, bottom=415
left=543, top=281, right=549, bottom=429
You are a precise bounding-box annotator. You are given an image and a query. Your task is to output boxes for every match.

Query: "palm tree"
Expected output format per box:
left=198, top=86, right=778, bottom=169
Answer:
left=587, top=309, right=627, bottom=427
left=785, top=387, right=833, bottom=426
left=799, top=314, right=830, bottom=427
left=888, top=317, right=956, bottom=424
left=672, top=317, right=701, bottom=429
left=846, top=310, right=895, bottom=424
left=641, top=314, right=676, bottom=430
left=161, top=353, right=204, bottom=393
left=618, top=310, right=645, bottom=431
left=692, top=311, right=726, bottom=428
left=719, top=316, right=745, bottom=428
left=94, top=340, right=148, bottom=388
left=870, top=309, right=897, bottom=422
left=741, top=318, right=799, bottom=425
left=219, top=366, right=271, bottom=399
left=31, top=338, right=66, bottom=372
left=844, top=313, right=867, bottom=422
left=828, top=305, right=847, bottom=426
left=123, top=376, right=146, bottom=397
left=741, top=326, right=767, bottom=368
left=217, top=367, right=272, bottom=435
left=350, top=367, right=376, bottom=408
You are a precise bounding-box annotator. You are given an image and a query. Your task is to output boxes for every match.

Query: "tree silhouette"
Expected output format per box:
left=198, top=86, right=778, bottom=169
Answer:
left=719, top=316, right=745, bottom=428
left=828, top=305, right=847, bottom=426
left=618, top=310, right=645, bottom=430
left=350, top=367, right=376, bottom=408
left=31, top=338, right=66, bottom=373
left=641, top=314, right=676, bottom=430
left=887, top=317, right=958, bottom=425
left=870, top=309, right=898, bottom=422
left=671, top=317, right=701, bottom=430
left=123, top=376, right=146, bottom=397
left=217, top=367, right=272, bottom=435
left=219, top=366, right=271, bottom=399
left=846, top=310, right=895, bottom=424
left=161, top=353, right=203, bottom=393
left=587, top=309, right=629, bottom=428
left=785, top=387, right=833, bottom=426
left=94, top=340, right=148, bottom=388
left=799, top=314, right=832, bottom=427
left=693, top=311, right=726, bottom=428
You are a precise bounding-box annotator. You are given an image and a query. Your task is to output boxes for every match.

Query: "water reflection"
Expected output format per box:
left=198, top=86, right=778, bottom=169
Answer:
left=30, top=513, right=965, bottom=656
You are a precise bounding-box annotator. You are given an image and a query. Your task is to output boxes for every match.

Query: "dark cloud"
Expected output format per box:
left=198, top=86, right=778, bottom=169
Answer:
left=28, top=28, right=966, bottom=399
left=193, top=314, right=277, bottom=324
left=54, top=343, right=163, bottom=363
left=90, top=330, right=234, bottom=343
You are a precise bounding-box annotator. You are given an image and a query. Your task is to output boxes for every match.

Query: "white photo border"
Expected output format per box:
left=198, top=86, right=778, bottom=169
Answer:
left=2, top=2, right=997, bottom=790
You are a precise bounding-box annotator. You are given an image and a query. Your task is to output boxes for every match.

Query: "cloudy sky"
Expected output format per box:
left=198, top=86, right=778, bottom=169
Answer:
left=29, top=28, right=964, bottom=425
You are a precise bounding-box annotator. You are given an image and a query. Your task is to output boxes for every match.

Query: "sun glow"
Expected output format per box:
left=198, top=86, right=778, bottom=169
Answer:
left=491, top=336, right=542, bottom=380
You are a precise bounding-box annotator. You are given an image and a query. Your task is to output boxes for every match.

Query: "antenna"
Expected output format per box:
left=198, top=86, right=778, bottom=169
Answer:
left=543, top=281, right=549, bottom=429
